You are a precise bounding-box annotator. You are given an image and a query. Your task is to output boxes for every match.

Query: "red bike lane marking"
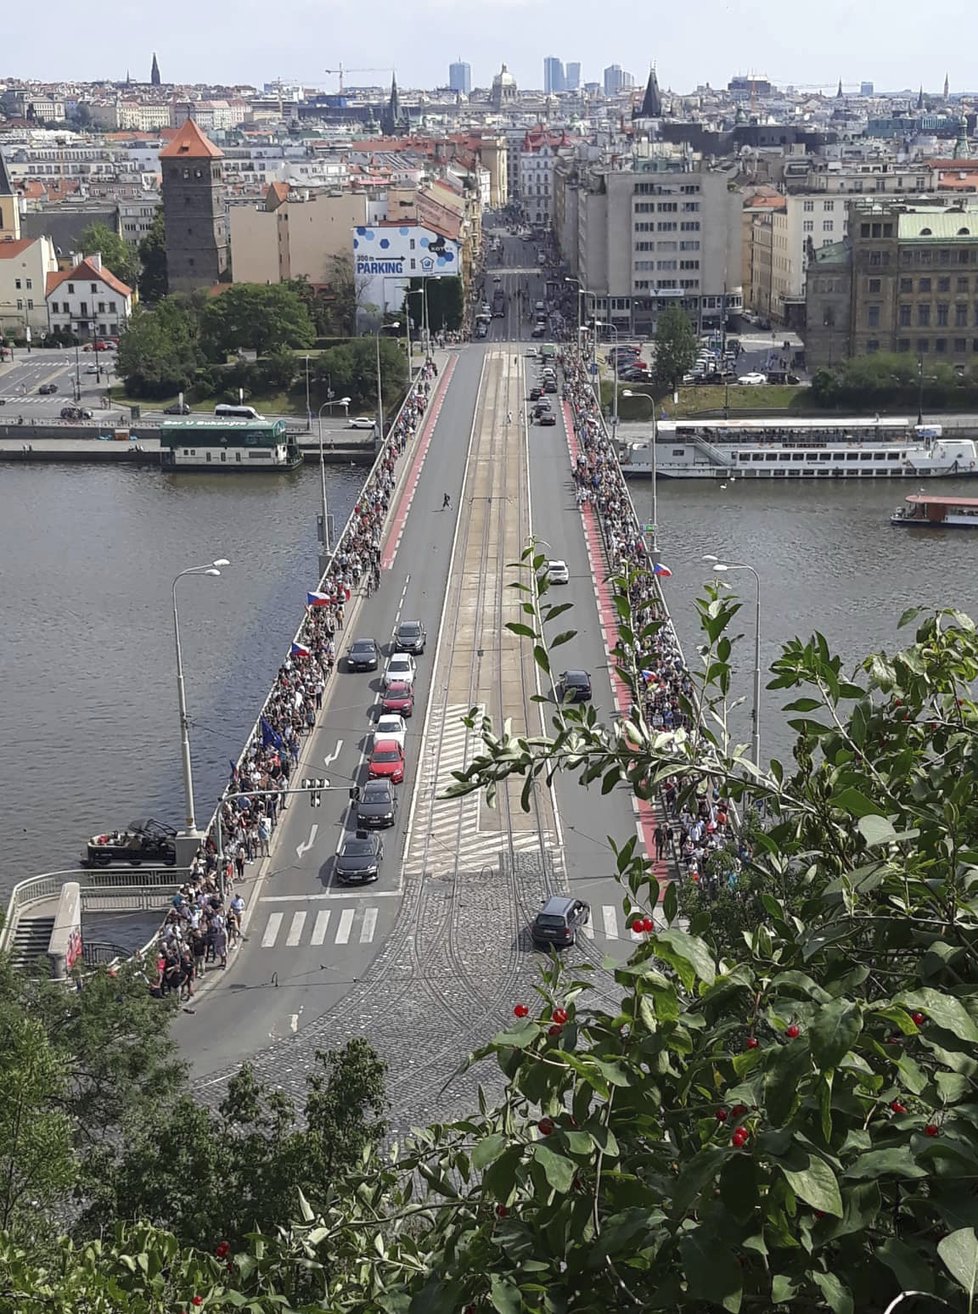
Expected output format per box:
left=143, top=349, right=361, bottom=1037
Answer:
left=561, top=398, right=670, bottom=901
left=381, top=354, right=458, bottom=570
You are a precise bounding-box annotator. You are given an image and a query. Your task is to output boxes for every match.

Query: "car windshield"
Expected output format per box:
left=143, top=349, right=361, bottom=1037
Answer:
left=374, top=748, right=400, bottom=762
left=399, top=623, right=422, bottom=638
left=386, top=683, right=410, bottom=696
left=352, top=642, right=374, bottom=654
left=342, top=840, right=375, bottom=857
left=362, top=783, right=390, bottom=802
left=537, top=915, right=566, bottom=928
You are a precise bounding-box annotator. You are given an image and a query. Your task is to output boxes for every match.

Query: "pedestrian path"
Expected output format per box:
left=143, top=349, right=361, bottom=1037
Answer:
left=256, top=904, right=380, bottom=950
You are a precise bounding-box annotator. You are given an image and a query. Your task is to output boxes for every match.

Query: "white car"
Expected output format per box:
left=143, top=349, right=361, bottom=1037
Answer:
left=547, top=559, right=570, bottom=584
left=383, top=653, right=417, bottom=688
left=737, top=372, right=767, bottom=386
left=349, top=416, right=376, bottom=430
left=373, top=713, right=407, bottom=750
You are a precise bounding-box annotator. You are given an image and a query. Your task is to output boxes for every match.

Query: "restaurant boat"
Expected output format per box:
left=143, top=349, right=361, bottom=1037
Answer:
left=890, top=494, right=978, bottom=528
left=159, top=417, right=302, bottom=471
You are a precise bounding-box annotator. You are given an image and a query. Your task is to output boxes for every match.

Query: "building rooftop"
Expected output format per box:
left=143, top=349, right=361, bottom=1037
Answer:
left=898, top=210, right=978, bottom=239
left=158, top=117, right=223, bottom=160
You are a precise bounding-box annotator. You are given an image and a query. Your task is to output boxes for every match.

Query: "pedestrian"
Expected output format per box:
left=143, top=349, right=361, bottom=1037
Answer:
left=654, top=823, right=667, bottom=861
left=234, top=844, right=246, bottom=883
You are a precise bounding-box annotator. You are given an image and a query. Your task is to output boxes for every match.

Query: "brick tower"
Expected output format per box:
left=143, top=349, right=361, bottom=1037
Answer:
left=160, top=117, right=228, bottom=292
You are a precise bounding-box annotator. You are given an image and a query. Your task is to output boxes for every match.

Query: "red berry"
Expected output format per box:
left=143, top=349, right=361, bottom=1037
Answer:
left=547, top=1024, right=563, bottom=1038
left=641, top=916, right=654, bottom=932
left=552, top=1007, right=569, bottom=1025
left=731, top=1104, right=748, bottom=1118
left=513, top=1004, right=529, bottom=1018
left=814, top=1210, right=826, bottom=1219
left=924, top=1124, right=940, bottom=1137
left=911, top=1012, right=925, bottom=1026
left=192, top=1301, right=204, bottom=1309
left=495, top=1204, right=509, bottom=1217
left=746, top=1037, right=759, bottom=1050
left=715, top=1108, right=728, bottom=1121
left=214, top=1240, right=230, bottom=1259
left=630, top=919, right=644, bottom=933
left=890, top=1100, right=907, bottom=1115
left=538, top=1117, right=555, bottom=1136
left=785, top=1025, right=800, bottom=1039
left=731, top=1128, right=749, bottom=1147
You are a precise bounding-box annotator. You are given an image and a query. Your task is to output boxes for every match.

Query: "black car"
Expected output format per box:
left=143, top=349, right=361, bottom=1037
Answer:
left=163, top=401, right=191, bottom=415
left=529, top=386, right=543, bottom=401
left=356, top=778, right=399, bottom=829
left=531, top=894, right=590, bottom=949
left=334, top=831, right=383, bottom=883
left=38, top=382, right=58, bottom=395
left=393, top=619, right=426, bottom=655
left=557, top=669, right=592, bottom=703
left=61, top=405, right=94, bottom=420
left=346, top=638, right=380, bottom=671
left=84, top=817, right=177, bottom=867
left=531, top=325, right=546, bottom=338
left=542, top=380, right=558, bottom=394
left=537, top=412, right=557, bottom=426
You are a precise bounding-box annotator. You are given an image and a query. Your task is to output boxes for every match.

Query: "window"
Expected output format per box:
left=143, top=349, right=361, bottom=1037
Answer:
left=25, top=278, right=32, bottom=290
left=657, top=202, right=677, bottom=213
left=803, top=220, right=814, bottom=232
left=67, top=282, right=75, bottom=293
left=90, top=283, right=97, bottom=293
left=867, top=305, right=881, bottom=327
left=16, top=298, right=22, bottom=310
left=937, top=303, right=949, bottom=326
left=804, top=200, right=814, bottom=212
left=26, top=299, right=33, bottom=310
left=868, top=278, right=881, bottom=292
left=935, top=338, right=947, bottom=353
left=635, top=241, right=654, bottom=251
left=634, top=221, right=653, bottom=232
left=109, top=301, right=117, bottom=312
left=866, top=339, right=880, bottom=352
left=918, top=305, right=931, bottom=326
left=917, top=338, right=929, bottom=353
left=14, top=278, right=21, bottom=290
left=956, top=304, right=968, bottom=327
left=954, top=338, right=967, bottom=353
left=897, top=338, right=911, bottom=352
left=824, top=200, right=835, bottom=211
left=919, top=277, right=931, bottom=293
left=98, top=301, right=106, bottom=313
left=939, top=276, right=951, bottom=292
left=899, top=304, right=911, bottom=326
left=900, top=277, right=912, bottom=293
left=869, top=251, right=882, bottom=266
left=823, top=220, right=834, bottom=232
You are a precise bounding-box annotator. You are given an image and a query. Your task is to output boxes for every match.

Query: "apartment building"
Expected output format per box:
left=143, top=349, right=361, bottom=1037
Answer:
left=518, top=128, right=572, bottom=226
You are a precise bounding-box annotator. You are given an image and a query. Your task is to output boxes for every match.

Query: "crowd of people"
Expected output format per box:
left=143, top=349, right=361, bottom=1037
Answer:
left=560, top=346, right=740, bottom=889
left=148, top=359, right=442, bottom=997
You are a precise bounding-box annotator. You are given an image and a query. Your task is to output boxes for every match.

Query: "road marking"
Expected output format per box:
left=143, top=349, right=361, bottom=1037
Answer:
left=602, top=906, right=618, bottom=940
left=360, top=906, right=378, bottom=943
left=258, top=889, right=404, bottom=901
left=286, top=910, right=307, bottom=946
left=324, top=740, right=343, bottom=766
left=336, top=908, right=355, bottom=944
left=261, top=912, right=283, bottom=947
left=311, top=910, right=331, bottom=944
left=296, top=823, right=318, bottom=858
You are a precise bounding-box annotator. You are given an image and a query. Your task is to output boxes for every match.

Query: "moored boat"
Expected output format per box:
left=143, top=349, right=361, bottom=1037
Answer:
left=891, top=494, right=978, bottom=527
left=159, top=417, right=302, bottom=471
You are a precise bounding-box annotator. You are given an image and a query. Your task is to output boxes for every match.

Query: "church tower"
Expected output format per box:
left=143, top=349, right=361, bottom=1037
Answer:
left=0, top=150, right=20, bottom=240
left=160, top=117, right=228, bottom=291
left=380, top=73, right=408, bottom=136
left=151, top=52, right=161, bottom=86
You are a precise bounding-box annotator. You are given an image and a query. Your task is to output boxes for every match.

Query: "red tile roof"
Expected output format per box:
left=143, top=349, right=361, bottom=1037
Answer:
left=0, top=238, right=38, bottom=260
left=159, top=117, right=223, bottom=160
left=45, top=257, right=132, bottom=299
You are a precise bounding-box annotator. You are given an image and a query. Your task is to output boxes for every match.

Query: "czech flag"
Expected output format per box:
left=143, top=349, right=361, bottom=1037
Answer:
left=291, top=641, right=311, bottom=658
left=652, top=562, right=673, bottom=578
left=306, top=591, right=332, bottom=608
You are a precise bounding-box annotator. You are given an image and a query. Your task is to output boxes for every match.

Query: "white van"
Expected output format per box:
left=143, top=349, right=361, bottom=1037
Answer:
left=215, top=403, right=263, bottom=420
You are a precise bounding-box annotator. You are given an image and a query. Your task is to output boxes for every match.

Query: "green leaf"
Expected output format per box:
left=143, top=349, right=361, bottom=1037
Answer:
left=662, top=879, right=678, bottom=924
left=780, top=1155, right=843, bottom=1218
left=876, top=1238, right=935, bottom=1294
left=531, top=1143, right=576, bottom=1193
left=471, top=1134, right=508, bottom=1171
left=764, top=1042, right=809, bottom=1126
left=844, top=1147, right=927, bottom=1181
left=811, top=1271, right=853, bottom=1314
left=652, top=929, right=717, bottom=988
left=834, top=787, right=882, bottom=819
left=939, top=1228, right=978, bottom=1298
left=897, top=988, right=978, bottom=1043
left=679, top=1231, right=743, bottom=1314
left=490, top=1275, right=523, bottom=1314
left=855, top=814, right=898, bottom=847
left=810, top=999, right=863, bottom=1071
left=670, top=1146, right=725, bottom=1218
left=772, top=1274, right=799, bottom=1303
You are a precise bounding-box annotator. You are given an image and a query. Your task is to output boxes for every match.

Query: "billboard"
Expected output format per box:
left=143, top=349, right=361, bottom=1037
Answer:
left=353, top=225, right=460, bottom=316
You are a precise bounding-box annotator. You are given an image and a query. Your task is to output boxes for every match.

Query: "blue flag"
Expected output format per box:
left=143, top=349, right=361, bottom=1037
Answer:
left=228, top=758, right=239, bottom=784
left=260, top=717, right=283, bottom=750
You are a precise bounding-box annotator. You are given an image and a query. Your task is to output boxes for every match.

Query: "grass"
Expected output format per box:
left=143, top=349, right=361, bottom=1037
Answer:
left=605, top=382, right=815, bottom=423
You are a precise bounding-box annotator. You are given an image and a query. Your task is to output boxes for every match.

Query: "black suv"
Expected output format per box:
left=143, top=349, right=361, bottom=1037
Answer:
left=531, top=895, right=590, bottom=948
left=356, top=778, right=398, bottom=829
left=393, top=619, right=426, bottom=655
left=557, top=670, right=592, bottom=703
left=335, top=831, right=383, bottom=883
left=38, top=382, right=58, bottom=395
left=346, top=639, right=380, bottom=672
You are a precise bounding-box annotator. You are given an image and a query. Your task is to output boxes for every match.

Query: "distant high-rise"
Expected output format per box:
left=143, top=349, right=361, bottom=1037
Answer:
left=565, top=62, right=581, bottom=92
left=544, top=57, right=565, bottom=94
left=150, top=51, right=161, bottom=86
left=603, top=64, right=632, bottom=97
left=449, top=60, right=471, bottom=95
left=860, top=81, right=874, bottom=97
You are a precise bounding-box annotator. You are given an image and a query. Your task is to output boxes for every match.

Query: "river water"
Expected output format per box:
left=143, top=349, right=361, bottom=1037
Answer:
left=0, top=462, right=364, bottom=893
left=3, top=460, right=978, bottom=898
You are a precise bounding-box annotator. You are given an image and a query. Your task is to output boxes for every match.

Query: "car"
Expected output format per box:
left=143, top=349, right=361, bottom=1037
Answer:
left=346, top=638, right=380, bottom=672
left=348, top=416, right=376, bottom=430
left=531, top=894, right=591, bottom=949
left=533, top=402, right=552, bottom=419
left=81, top=343, right=94, bottom=352
left=531, top=325, right=546, bottom=338
left=95, top=339, right=116, bottom=351
left=537, top=411, right=557, bottom=426
left=557, top=669, right=593, bottom=703
left=381, top=681, right=414, bottom=716
left=163, top=401, right=191, bottom=415
left=547, top=559, right=569, bottom=584
left=334, top=830, right=383, bottom=884
left=738, top=372, right=767, bottom=386
left=84, top=364, right=99, bottom=374
left=60, top=404, right=94, bottom=420
left=766, top=371, right=800, bottom=385
left=373, top=712, right=407, bottom=750
left=393, top=619, right=426, bottom=655
left=383, top=652, right=417, bottom=688
left=38, top=382, right=57, bottom=395
left=369, top=738, right=406, bottom=784
left=542, top=380, right=558, bottom=394
left=356, top=777, right=399, bottom=829
left=84, top=817, right=177, bottom=868
left=529, top=386, right=543, bottom=401
left=475, top=323, right=488, bottom=339
left=493, top=274, right=502, bottom=282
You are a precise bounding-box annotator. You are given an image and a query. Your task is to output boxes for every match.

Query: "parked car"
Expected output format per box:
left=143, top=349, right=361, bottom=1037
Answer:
left=163, top=401, right=191, bottom=415
left=348, top=416, right=376, bottom=430
left=373, top=712, right=407, bottom=750
left=356, top=778, right=398, bottom=829
left=531, top=894, right=591, bottom=949
left=38, top=382, right=58, bottom=395
left=334, top=831, right=383, bottom=884
left=738, top=372, right=767, bottom=386
left=381, top=681, right=414, bottom=716
left=84, top=818, right=177, bottom=868
left=547, top=560, right=569, bottom=584
left=557, top=669, right=593, bottom=703
left=346, top=638, right=380, bottom=672
left=393, top=619, right=426, bottom=655
left=60, top=405, right=94, bottom=420
left=368, top=739, right=406, bottom=784
left=383, top=653, right=417, bottom=688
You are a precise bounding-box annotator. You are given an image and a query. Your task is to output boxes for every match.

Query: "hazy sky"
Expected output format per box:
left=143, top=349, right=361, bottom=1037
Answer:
left=2, top=0, right=971, bottom=95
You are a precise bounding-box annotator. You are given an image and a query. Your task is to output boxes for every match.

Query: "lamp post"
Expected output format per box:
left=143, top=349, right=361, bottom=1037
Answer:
left=303, top=355, right=312, bottom=431
left=316, top=397, right=351, bottom=566
left=375, top=320, right=400, bottom=441
left=622, top=388, right=658, bottom=557
left=172, top=560, right=229, bottom=859
left=916, top=355, right=924, bottom=427
left=703, top=555, right=761, bottom=769
left=596, top=320, right=620, bottom=437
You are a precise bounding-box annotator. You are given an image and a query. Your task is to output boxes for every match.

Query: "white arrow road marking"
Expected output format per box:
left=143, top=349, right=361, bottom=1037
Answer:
left=324, top=740, right=344, bottom=765
left=296, top=823, right=318, bottom=858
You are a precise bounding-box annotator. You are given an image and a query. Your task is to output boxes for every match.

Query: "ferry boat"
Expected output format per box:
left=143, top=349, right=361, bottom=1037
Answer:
left=619, top=418, right=978, bottom=481
left=891, top=494, right=978, bottom=528
left=159, top=417, right=302, bottom=471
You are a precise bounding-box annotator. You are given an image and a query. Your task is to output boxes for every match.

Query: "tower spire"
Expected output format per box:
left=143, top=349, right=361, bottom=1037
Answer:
left=151, top=52, right=161, bottom=86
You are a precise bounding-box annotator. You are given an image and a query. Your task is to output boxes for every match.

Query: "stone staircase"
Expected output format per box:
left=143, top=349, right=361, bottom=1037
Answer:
left=9, top=915, right=54, bottom=972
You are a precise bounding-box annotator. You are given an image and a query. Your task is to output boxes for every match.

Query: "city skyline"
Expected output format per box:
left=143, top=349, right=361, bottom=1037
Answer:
left=1, top=0, right=972, bottom=96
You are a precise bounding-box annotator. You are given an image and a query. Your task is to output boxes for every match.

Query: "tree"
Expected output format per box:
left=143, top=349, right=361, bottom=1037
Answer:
left=651, top=304, right=698, bottom=393
left=321, top=253, right=371, bottom=337
left=78, top=221, right=138, bottom=290
left=136, top=209, right=168, bottom=303
left=313, top=336, right=407, bottom=408
left=406, top=276, right=463, bottom=333
left=116, top=297, right=203, bottom=397
left=199, top=284, right=316, bottom=360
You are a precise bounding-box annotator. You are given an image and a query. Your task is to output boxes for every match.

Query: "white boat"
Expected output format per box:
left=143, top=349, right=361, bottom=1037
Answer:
left=891, top=494, right=978, bottom=527
left=620, top=418, right=978, bottom=481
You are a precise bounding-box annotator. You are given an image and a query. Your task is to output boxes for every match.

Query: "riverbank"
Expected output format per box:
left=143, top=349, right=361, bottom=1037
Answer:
left=0, top=431, right=377, bottom=464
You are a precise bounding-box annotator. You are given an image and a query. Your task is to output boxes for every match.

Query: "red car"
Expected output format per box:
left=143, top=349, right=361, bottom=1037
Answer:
left=368, top=739, right=405, bottom=784
left=381, top=681, right=414, bottom=717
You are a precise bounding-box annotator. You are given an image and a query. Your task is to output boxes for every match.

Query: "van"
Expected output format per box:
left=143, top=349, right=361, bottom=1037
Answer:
left=215, top=404, right=263, bottom=420
left=534, top=301, right=545, bottom=313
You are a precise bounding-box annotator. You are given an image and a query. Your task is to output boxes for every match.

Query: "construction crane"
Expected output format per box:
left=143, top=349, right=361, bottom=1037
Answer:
left=324, top=64, right=393, bottom=94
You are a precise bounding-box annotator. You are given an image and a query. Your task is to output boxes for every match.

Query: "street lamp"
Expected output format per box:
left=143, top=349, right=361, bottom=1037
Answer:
left=703, top=555, right=761, bottom=769
left=916, top=355, right=924, bottom=427
left=595, top=320, right=620, bottom=436
left=172, top=559, right=229, bottom=855
left=622, top=388, right=658, bottom=557
left=303, top=355, right=312, bottom=431
left=375, top=320, right=400, bottom=442
left=316, top=397, right=351, bottom=564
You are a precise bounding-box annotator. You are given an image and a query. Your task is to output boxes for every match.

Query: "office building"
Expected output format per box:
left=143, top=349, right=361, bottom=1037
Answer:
left=544, top=57, right=565, bottom=95
left=449, top=61, right=471, bottom=95
left=565, top=62, right=581, bottom=92
left=860, top=81, right=874, bottom=97
left=603, top=65, right=634, bottom=97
